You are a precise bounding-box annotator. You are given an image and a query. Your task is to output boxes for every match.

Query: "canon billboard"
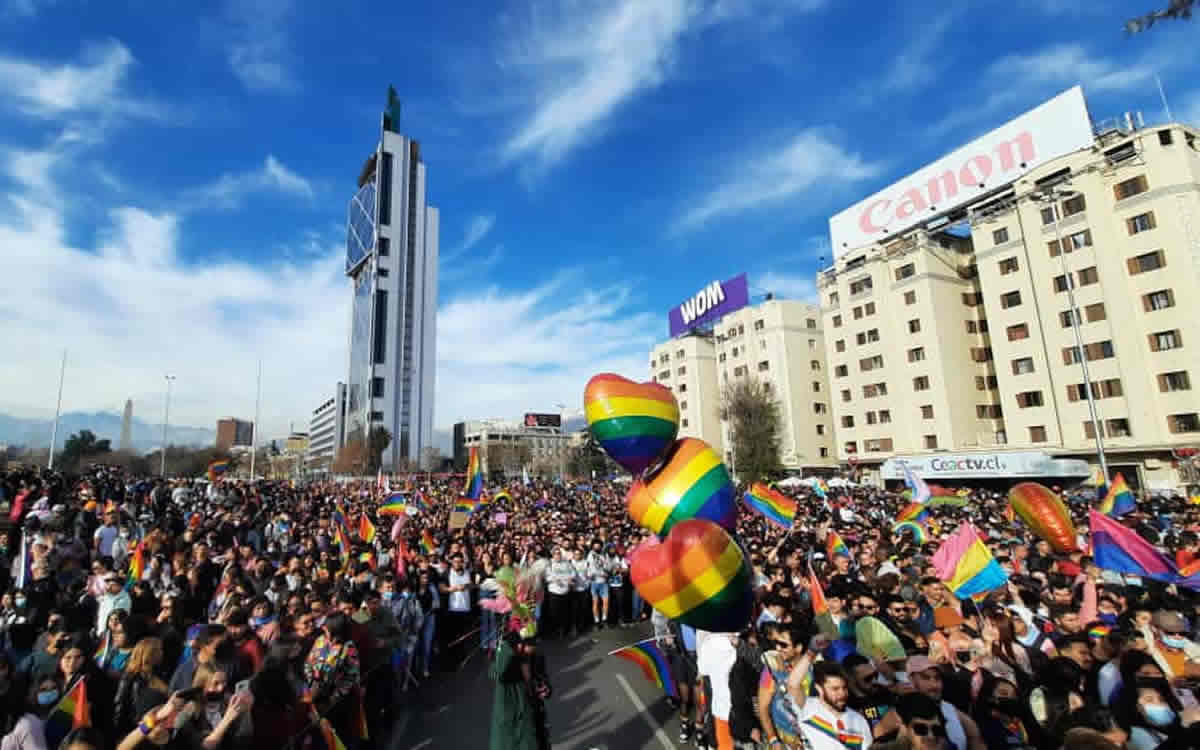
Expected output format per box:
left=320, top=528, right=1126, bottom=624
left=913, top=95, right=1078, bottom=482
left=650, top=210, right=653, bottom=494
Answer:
left=828, top=86, right=1093, bottom=256
left=668, top=273, right=750, bottom=337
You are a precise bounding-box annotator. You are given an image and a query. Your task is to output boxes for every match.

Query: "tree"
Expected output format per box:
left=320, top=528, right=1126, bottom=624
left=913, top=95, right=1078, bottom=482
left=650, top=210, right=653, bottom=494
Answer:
left=720, top=377, right=783, bottom=483
left=1125, top=0, right=1194, bottom=34
left=483, top=441, right=532, bottom=477
left=566, top=430, right=616, bottom=479
left=368, top=426, right=392, bottom=473
left=332, top=436, right=367, bottom=475
left=57, top=429, right=113, bottom=470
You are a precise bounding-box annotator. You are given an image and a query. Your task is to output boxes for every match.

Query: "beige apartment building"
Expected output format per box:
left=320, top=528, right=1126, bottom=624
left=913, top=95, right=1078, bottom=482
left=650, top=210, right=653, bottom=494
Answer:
left=819, top=90, right=1200, bottom=490
left=649, top=298, right=836, bottom=474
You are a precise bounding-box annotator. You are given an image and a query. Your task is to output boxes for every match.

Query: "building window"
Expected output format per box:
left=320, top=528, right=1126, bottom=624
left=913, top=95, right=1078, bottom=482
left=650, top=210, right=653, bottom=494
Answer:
left=377, top=236, right=390, bottom=256
left=1062, top=193, right=1086, bottom=216
left=1107, top=418, right=1132, bottom=438
left=819, top=447, right=829, bottom=457
left=718, top=353, right=726, bottom=363
left=829, top=292, right=839, bottom=305
left=908, top=346, right=925, bottom=362
left=865, top=302, right=876, bottom=315
left=738, top=324, right=744, bottom=335
left=1053, top=274, right=1073, bottom=293
left=733, top=365, right=747, bottom=377
left=879, top=409, right=891, bottom=423
left=844, top=441, right=858, bottom=454
left=677, top=366, right=686, bottom=375
left=1143, top=289, right=1174, bottom=311
left=833, top=315, right=842, bottom=328
left=371, top=377, right=385, bottom=398
left=732, top=346, right=739, bottom=357
left=835, top=339, right=845, bottom=353
left=907, top=319, right=921, bottom=334
left=1063, top=346, right=1082, bottom=365
left=1159, top=129, right=1173, bottom=145
left=754, top=319, right=764, bottom=331
left=1007, top=323, right=1029, bottom=341
left=1127, top=211, right=1157, bottom=234
left=676, top=349, right=685, bottom=359
left=975, top=375, right=998, bottom=390
left=1040, top=206, right=1057, bottom=225
left=1128, top=250, right=1166, bottom=274
left=1114, top=175, right=1149, bottom=201
left=678, top=400, right=688, bottom=411
left=850, top=277, right=874, bottom=295
left=681, top=418, right=689, bottom=428
left=1084, top=303, right=1105, bottom=322
left=971, top=347, right=994, bottom=362
left=913, top=376, right=930, bottom=391
left=859, top=355, right=884, bottom=371
left=816, top=424, right=825, bottom=435
left=813, top=402, right=827, bottom=414
left=853, top=306, right=863, bottom=320
left=1159, top=371, right=1192, bottom=392
left=1086, top=340, right=1116, bottom=360
left=924, top=434, right=938, bottom=449
left=998, top=257, right=1019, bottom=275
left=865, top=438, right=894, bottom=452
left=811, top=359, right=821, bottom=371
left=993, top=227, right=1010, bottom=244
left=1077, top=266, right=1099, bottom=286
left=1059, top=309, right=1080, bottom=328
left=1000, top=290, right=1022, bottom=309
left=372, top=289, right=388, bottom=364
left=1029, top=425, right=1047, bottom=443
left=904, top=291, right=916, bottom=305
left=977, top=404, right=1003, bottom=419
left=921, top=404, right=934, bottom=419
left=962, top=292, right=983, bottom=307
left=1169, top=413, right=1200, bottom=433
left=1016, top=391, right=1044, bottom=408
left=835, top=365, right=848, bottom=377
left=377, top=267, right=389, bottom=277
left=806, top=318, right=817, bottom=329
left=1083, top=421, right=1097, bottom=440
left=758, top=361, right=770, bottom=372
left=1149, top=329, right=1182, bottom=352
left=842, top=389, right=852, bottom=402
left=842, top=416, right=855, bottom=428
left=1012, top=357, right=1035, bottom=375
left=895, top=263, right=916, bottom=281
left=369, top=410, right=384, bottom=422
left=866, top=411, right=877, bottom=425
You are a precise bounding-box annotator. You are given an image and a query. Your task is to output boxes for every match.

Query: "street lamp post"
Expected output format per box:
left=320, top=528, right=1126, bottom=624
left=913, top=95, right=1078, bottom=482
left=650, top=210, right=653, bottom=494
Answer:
left=161, top=375, right=175, bottom=477
left=1036, top=187, right=1109, bottom=481
left=555, top=402, right=568, bottom=481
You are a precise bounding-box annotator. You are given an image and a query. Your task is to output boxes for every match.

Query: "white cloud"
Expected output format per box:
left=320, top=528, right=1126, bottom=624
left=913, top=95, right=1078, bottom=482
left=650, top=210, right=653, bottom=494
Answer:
left=987, top=44, right=1154, bottom=94
left=0, top=39, right=160, bottom=121
left=675, top=129, right=882, bottom=230
left=436, top=275, right=659, bottom=424
left=0, top=176, right=348, bottom=441
left=225, top=0, right=295, bottom=91
left=186, top=155, right=314, bottom=210
left=458, top=214, right=496, bottom=254
left=758, top=271, right=816, bottom=303
left=871, top=10, right=958, bottom=95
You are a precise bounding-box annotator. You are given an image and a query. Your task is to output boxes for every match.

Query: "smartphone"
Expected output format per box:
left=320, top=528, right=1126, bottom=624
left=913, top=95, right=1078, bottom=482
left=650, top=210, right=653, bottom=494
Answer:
left=175, top=687, right=203, bottom=702
left=234, top=680, right=251, bottom=697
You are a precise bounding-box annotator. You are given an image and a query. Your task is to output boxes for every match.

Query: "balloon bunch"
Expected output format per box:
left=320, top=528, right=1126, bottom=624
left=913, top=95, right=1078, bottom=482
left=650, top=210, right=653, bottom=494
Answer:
left=584, top=374, right=752, bottom=632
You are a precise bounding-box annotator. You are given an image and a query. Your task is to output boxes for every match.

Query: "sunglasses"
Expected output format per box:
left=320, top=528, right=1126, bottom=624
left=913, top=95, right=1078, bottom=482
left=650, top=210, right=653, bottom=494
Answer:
left=910, top=722, right=946, bottom=738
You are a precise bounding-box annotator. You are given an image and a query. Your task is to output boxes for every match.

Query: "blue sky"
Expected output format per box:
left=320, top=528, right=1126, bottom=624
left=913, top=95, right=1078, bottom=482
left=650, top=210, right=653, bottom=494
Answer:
left=1, top=0, right=1198, bottom=444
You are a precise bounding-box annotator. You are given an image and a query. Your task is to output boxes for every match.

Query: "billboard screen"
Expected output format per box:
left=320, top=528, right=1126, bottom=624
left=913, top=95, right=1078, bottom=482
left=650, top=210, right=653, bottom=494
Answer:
left=669, top=273, right=750, bottom=337
left=828, top=86, right=1093, bottom=256
left=524, top=413, right=561, bottom=428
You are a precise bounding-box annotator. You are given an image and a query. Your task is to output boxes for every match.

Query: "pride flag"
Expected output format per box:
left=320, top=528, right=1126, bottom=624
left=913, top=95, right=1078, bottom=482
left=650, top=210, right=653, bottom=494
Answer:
left=892, top=520, right=927, bottom=545
left=494, top=490, right=512, bottom=505
left=419, top=529, right=435, bottom=555
left=1089, top=509, right=1176, bottom=583
left=809, top=563, right=837, bottom=637
left=379, top=492, right=409, bottom=516
left=611, top=641, right=677, bottom=698
left=902, top=463, right=931, bottom=505
left=743, top=482, right=797, bottom=528
left=1099, top=473, right=1136, bottom=517
left=334, top=525, right=352, bottom=573
left=896, top=501, right=929, bottom=523
left=358, top=515, right=377, bottom=544
left=464, top=446, right=484, bottom=500
left=813, top=479, right=829, bottom=500
left=454, top=497, right=481, bottom=514
left=43, top=679, right=90, bottom=749
left=126, top=539, right=145, bottom=589
left=826, top=531, right=850, bottom=559
left=932, top=522, right=1008, bottom=599
left=207, top=459, right=229, bottom=481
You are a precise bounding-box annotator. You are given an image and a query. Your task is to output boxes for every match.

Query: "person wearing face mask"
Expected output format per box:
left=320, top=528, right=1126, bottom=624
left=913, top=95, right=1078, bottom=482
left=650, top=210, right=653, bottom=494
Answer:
left=1, top=676, right=62, bottom=750
left=1142, top=610, right=1200, bottom=685
left=872, top=693, right=951, bottom=750
left=0, top=654, right=24, bottom=736
left=1115, top=678, right=1191, bottom=750
left=970, top=675, right=1043, bottom=750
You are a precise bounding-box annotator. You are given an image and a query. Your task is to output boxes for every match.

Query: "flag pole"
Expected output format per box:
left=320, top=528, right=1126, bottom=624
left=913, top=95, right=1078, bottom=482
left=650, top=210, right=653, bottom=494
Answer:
left=250, top=359, right=261, bottom=479
left=47, top=349, right=66, bottom=469
left=606, top=636, right=661, bottom=656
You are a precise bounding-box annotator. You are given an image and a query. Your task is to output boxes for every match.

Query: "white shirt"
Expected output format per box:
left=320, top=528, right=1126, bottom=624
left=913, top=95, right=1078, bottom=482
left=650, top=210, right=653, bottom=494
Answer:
left=696, top=634, right=737, bottom=721
left=796, top=699, right=873, bottom=750
left=93, top=525, right=118, bottom=557
left=447, top=569, right=471, bottom=612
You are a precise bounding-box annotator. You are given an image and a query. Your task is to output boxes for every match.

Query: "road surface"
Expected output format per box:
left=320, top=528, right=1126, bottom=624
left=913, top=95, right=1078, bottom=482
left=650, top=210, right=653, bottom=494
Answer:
left=392, top=622, right=682, bottom=750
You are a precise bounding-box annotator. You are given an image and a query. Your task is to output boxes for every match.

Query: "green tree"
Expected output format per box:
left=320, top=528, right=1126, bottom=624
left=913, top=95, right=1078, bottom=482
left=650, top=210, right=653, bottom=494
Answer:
left=58, top=429, right=113, bottom=470
left=1124, top=1, right=1195, bottom=34
left=720, top=377, right=783, bottom=483
left=367, top=426, right=392, bottom=473
left=567, top=430, right=617, bottom=479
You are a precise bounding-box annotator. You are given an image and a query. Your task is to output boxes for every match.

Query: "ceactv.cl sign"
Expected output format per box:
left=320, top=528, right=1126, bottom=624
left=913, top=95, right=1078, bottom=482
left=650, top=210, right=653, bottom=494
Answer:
left=828, top=86, right=1094, bottom=256
left=880, top=451, right=1091, bottom=480
left=668, top=273, right=749, bottom=337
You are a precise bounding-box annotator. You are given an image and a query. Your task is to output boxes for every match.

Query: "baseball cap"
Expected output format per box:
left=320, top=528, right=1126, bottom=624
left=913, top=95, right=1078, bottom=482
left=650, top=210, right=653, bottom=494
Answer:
left=1152, top=610, right=1188, bottom=633
left=905, top=655, right=937, bottom=676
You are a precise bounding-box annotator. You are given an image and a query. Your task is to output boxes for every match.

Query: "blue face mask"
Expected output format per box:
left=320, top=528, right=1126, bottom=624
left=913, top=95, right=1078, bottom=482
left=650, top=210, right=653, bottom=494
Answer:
left=1161, top=634, right=1190, bottom=650
left=1142, top=703, right=1175, bottom=727
left=1098, top=613, right=1118, bottom=625
left=381, top=592, right=394, bottom=602
left=37, top=690, right=59, bottom=706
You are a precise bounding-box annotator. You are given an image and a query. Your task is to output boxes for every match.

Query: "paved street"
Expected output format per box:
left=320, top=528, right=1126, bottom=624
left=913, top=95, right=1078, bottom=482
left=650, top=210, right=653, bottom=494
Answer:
left=392, top=623, right=681, bottom=750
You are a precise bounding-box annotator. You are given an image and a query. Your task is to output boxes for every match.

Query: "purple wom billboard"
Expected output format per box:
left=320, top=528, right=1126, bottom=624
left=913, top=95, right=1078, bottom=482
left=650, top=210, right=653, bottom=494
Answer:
left=669, top=273, right=749, bottom=337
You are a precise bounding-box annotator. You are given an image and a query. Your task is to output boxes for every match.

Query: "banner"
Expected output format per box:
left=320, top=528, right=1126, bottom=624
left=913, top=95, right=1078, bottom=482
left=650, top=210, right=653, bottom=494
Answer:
left=448, top=511, right=469, bottom=530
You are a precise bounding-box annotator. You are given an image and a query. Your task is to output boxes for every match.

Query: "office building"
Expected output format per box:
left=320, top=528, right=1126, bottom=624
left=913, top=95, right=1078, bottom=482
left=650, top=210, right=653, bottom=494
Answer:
left=215, top=418, right=254, bottom=452
left=649, top=274, right=836, bottom=474
left=820, top=85, right=1200, bottom=488
left=307, top=383, right=346, bottom=472
left=456, top=418, right=572, bottom=476
left=344, top=86, right=438, bottom=468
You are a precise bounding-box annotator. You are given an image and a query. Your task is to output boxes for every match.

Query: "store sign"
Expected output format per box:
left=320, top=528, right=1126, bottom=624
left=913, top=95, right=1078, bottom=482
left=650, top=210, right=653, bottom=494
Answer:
left=828, top=86, right=1093, bottom=256
left=669, top=273, right=749, bottom=337
left=880, top=451, right=1091, bottom=480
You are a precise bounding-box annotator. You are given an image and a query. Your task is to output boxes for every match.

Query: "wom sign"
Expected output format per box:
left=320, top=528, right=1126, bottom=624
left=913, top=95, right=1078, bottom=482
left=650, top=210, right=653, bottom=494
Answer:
left=669, top=273, right=749, bottom=337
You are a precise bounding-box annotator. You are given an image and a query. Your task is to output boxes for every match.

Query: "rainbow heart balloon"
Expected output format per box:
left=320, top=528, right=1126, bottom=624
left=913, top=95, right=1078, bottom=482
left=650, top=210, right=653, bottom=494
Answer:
left=1008, top=482, right=1077, bottom=553
left=584, top=373, right=679, bottom=477
left=626, top=438, right=736, bottom=536
left=630, top=518, right=753, bottom=632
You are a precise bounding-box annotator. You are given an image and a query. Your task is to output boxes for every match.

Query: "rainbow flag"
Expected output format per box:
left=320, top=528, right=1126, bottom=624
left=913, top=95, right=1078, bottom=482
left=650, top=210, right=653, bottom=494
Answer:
left=1087, top=624, right=1111, bottom=642
left=1089, top=509, right=1177, bottom=584
left=43, top=678, right=90, bottom=749
left=464, top=446, right=484, bottom=500
left=494, top=490, right=512, bottom=504
left=379, top=492, right=409, bottom=516
left=826, top=531, right=850, bottom=559
left=411, top=491, right=429, bottom=512
left=743, top=482, right=797, bottom=528
left=902, top=463, right=931, bottom=505
left=454, top=497, right=481, bottom=514
left=892, top=520, right=927, bottom=545
left=896, top=501, right=929, bottom=523
left=1099, top=473, right=1136, bottom=517
left=419, top=529, right=435, bottom=555
left=334, top=525, right=352, bottom=573
left=809, top=563, right=837, bottom=637
left=358, top=515, right=377, bottom=544
left=207, top=459, right=229, bottom=482
left=611, top=641, right=677, bottom=698
left=932, top=522, right=1008, bottom=599
left=126, top=539, right=145, bottom=589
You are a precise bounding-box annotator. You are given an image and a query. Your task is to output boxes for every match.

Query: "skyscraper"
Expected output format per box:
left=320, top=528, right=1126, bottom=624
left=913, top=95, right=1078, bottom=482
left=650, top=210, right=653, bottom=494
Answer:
left=344, top=86, right=439, bottom=468
left=119, top=399, right=133, bottom=453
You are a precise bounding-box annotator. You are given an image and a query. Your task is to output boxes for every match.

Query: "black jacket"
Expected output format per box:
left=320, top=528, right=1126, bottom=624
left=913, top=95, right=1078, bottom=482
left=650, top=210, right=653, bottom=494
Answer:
left=114, top=672, right=167, bottom=736
left=728, top=640, right=764, bottom=741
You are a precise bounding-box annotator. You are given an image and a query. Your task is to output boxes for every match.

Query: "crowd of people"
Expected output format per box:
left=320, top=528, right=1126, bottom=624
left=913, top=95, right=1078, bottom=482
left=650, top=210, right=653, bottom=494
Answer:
left=0, top=462, right=1198, bottom=750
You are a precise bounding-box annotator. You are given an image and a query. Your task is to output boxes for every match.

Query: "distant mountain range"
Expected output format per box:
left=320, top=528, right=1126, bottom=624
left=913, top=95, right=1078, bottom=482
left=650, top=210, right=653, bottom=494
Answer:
left=0, top=410, right=215, bottom=455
